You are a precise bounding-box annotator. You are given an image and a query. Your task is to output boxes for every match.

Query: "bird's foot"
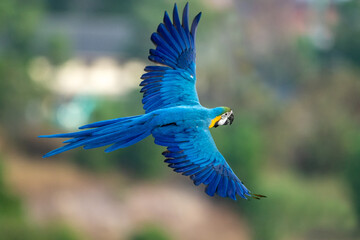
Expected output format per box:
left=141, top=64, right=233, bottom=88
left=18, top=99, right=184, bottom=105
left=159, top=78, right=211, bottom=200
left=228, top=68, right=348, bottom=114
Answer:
left=250, top=193, right=267, bottom=200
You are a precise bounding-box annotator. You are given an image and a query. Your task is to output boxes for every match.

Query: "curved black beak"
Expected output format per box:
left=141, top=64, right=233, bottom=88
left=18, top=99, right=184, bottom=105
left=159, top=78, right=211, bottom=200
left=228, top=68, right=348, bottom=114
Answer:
left=225, top=111, right=234, bottom=125
left=228, top=112, right=234, bottom=125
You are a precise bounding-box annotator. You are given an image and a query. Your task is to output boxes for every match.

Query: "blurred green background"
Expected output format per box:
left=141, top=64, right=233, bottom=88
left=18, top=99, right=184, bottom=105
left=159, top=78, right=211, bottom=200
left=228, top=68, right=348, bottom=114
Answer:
left=0, top=0, right=359, bottom=239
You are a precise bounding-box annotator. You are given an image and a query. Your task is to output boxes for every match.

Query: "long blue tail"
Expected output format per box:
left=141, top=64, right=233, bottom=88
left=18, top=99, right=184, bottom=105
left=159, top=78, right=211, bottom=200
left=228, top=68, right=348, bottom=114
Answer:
left=39, top=114, right=153, bottom=158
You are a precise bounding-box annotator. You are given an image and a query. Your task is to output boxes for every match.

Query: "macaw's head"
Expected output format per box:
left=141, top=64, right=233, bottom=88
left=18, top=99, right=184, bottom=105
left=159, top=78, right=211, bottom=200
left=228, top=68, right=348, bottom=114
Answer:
left=209, top=107, right=234, bottom=128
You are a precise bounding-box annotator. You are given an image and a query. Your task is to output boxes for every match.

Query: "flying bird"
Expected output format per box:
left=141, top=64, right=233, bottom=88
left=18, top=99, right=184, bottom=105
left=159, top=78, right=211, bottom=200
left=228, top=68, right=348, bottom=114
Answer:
left=40, top=3, right=265, bottom=200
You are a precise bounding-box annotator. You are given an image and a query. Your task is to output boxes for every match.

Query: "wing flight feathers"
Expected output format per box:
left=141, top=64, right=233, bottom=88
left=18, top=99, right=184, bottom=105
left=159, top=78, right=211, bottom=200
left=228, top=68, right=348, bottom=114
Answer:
left=140, top=3, right=201, bottom=113
left=153, top=125, right=252, bottom=200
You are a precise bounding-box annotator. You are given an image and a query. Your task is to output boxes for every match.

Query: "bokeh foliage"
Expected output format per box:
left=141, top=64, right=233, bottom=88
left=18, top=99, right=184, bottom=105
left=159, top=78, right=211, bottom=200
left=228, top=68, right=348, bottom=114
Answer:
left=0, top=0, right=44, bottom=130
left=1, top=0, right=360, bottom=240
left=129, top=224, right=172, bottom=240
left=0, top=155, right=82, bottom=240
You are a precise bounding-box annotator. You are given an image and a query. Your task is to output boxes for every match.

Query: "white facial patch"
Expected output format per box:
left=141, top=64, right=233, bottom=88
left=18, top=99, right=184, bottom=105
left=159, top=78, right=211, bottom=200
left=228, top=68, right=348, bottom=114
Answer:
left=218, top=110, right=233, bottom=126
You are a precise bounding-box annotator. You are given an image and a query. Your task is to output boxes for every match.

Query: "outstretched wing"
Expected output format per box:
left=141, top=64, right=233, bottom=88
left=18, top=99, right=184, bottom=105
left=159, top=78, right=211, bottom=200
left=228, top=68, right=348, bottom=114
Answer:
left=140, top=3, right=202, bottom=113
left=152, top=124, right=252, bottom=200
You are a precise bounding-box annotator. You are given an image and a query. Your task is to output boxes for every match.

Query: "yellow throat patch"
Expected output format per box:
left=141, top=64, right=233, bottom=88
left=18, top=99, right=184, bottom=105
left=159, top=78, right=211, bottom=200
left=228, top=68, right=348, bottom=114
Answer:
left=209, top=115, right=222, bottom=128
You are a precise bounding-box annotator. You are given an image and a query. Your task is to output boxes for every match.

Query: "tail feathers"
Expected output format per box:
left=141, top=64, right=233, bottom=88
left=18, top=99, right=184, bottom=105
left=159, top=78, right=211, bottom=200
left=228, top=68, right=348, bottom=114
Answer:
left=39, top=128, right=97, bottom=138
left=78, top=116, right=137, bottom=129
left=104, top=130, right=150, bottom=152
left=39, top=114, right=152, bottom=158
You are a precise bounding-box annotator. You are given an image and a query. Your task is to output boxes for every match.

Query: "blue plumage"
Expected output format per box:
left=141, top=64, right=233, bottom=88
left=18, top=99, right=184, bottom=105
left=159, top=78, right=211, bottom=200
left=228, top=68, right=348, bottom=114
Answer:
left=39, top=114, right=153, bottom=157
left=141, top=2, right=201, bottom=113
left=39, top=3, right=265, bottom=201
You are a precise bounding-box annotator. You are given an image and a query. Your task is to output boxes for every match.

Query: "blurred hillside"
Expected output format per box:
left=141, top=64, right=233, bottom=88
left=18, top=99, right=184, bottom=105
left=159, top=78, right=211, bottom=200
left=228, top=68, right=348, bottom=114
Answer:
left=0, top=0, right=360, bottom=239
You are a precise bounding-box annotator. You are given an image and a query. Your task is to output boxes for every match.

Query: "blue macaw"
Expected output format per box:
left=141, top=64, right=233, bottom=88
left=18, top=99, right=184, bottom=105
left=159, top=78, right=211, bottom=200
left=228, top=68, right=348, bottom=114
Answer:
left=40, top=3, right=265, bottom=200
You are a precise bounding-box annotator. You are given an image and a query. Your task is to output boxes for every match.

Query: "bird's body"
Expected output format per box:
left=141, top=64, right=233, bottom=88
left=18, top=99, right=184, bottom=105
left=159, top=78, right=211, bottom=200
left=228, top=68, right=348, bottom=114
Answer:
left=40, top=3, right=265, bottom=200
left=151, top=105, right=223, bottom=128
